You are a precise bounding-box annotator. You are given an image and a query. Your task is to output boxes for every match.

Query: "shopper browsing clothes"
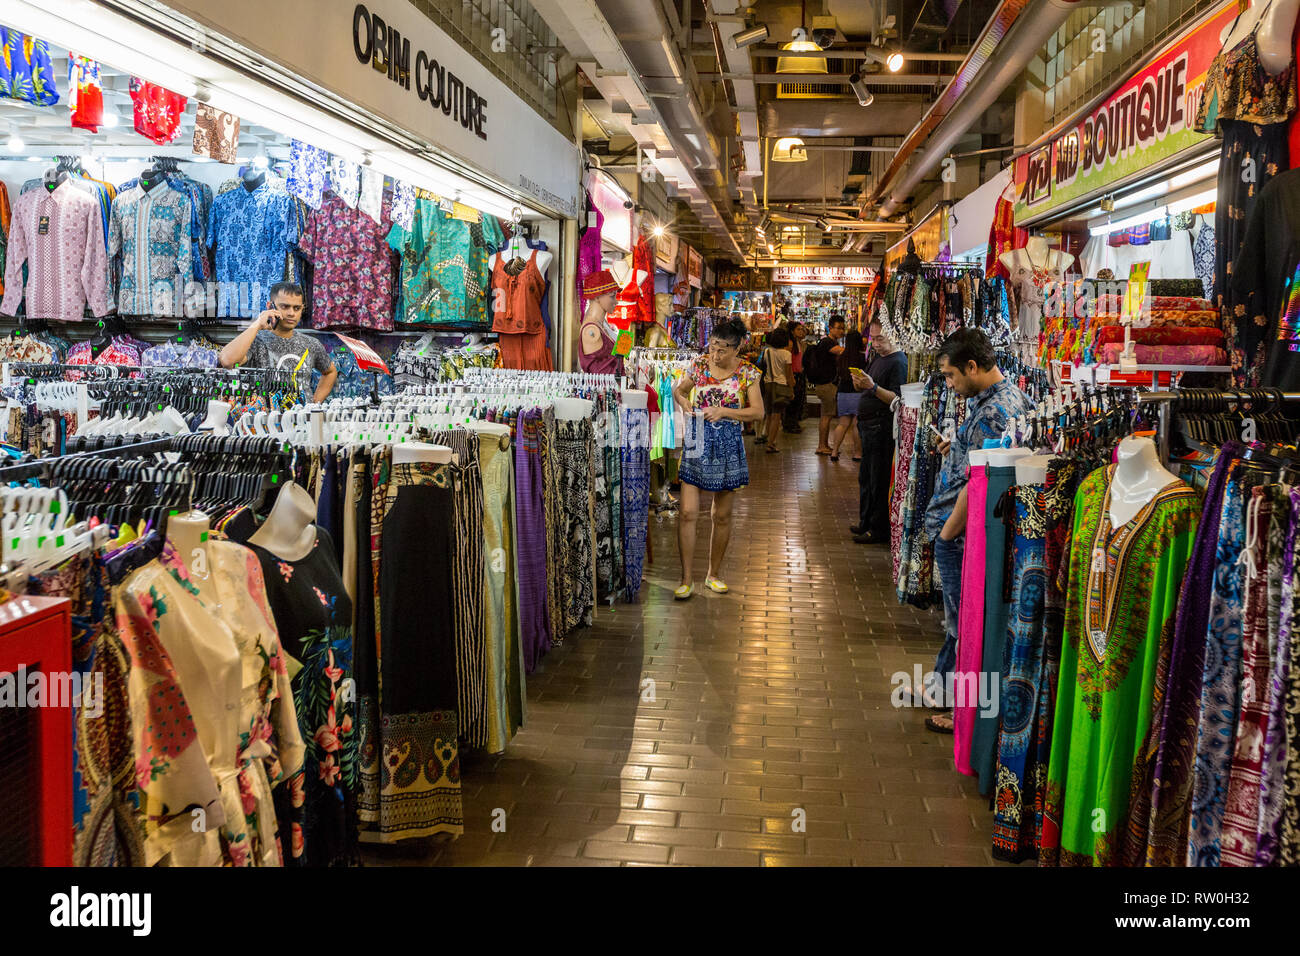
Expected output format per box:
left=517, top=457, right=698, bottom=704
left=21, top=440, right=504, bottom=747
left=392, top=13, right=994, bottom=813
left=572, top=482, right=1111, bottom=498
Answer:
left=219, top=281, right=339, bottom=402
left=829, top=329, right=867, bottom=462
left=760, top=327, right=795, bottom=452
left=672, top=318, right=764, bottom=599
left=922, top=328, right=1033, bottom=732
left=849, top=320, right=908, bottom=544
left=804, top=314, right=846, bottom=455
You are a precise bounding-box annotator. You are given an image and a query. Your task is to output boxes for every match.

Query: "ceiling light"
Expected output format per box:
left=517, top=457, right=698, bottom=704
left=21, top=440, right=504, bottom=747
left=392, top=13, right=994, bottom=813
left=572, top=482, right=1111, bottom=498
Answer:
left=776, top=40, right=827, bottom=75
left=731, top=24, right=768, bottom=50
left=99, top=110, right=119, bottom=129
left=759, top=215, right=774, bottom=233
left=26, top=155, right=41, bottom=163
left=815, top=217, right=830, bottom=231
left=771, top=137, right=808, bottom=163
left=848, top=73, right=874, bottom=107
left=252, top=155, right=269, bottom=169
left=886, top=51, right=905, bottom=72
left=6, top=133, right=23, bottom=153
left=652, top=225, right=665, bottom=238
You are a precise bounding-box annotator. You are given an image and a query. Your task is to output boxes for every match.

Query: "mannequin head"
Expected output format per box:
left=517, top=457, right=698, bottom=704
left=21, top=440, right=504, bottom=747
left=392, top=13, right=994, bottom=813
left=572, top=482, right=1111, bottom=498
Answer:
left=594, top=291, right=617, bottom=312
left=937, top=328, right=1002, bottom=398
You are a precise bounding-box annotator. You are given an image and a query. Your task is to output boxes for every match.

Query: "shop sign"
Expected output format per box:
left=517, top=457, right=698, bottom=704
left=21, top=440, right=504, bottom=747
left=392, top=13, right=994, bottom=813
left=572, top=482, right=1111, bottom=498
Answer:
left=164, top=0, right=580, bottom=217
left=686, top=246, right=703, bottom=288
left=1013, top=3, right=1234, bottom=221
left=716, top=266, right=773, bottom=291
left=772, top=265, right=874, bottom=285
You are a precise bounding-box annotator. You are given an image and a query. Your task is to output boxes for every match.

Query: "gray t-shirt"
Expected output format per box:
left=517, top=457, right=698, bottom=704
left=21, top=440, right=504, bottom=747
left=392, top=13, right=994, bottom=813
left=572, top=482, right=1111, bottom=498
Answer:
left=244, top=331, right=334, bottom=391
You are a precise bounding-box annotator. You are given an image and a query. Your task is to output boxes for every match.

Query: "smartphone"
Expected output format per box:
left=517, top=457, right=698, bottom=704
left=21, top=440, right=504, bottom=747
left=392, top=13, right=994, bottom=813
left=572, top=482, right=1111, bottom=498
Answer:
left=929, top=423, right=947, bottom=442
left=269, top=311, right=282, bottom=331
left=849, top=367, right=867, bottom=377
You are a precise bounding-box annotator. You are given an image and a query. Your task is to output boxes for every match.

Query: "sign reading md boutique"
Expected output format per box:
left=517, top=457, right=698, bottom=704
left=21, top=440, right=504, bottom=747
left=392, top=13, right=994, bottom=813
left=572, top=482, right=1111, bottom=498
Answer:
left=165, top=0, right=579, bottom=217
left=1013, top=2, right=1235, bottom=221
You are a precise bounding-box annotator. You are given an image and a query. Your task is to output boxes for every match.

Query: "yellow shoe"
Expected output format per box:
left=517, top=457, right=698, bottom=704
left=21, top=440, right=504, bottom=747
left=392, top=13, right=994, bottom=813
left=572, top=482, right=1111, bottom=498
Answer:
left=674, top=583, right=695, bottom=600
left=705, top=576, right=728, bottom=594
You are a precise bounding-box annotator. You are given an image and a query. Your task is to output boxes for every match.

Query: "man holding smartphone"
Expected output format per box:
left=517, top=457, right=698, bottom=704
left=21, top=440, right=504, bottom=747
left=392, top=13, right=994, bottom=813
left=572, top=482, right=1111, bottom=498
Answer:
left=219, top=281, right=339, bottom=402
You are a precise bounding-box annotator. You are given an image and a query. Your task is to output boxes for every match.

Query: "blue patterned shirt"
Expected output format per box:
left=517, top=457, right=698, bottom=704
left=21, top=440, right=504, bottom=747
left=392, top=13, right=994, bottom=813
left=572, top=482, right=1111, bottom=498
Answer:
left=924, top=376, right=1034, bottom=540
left=109, top=185, right=194, bottom=317
left=208, top=182, right=298, bottom=317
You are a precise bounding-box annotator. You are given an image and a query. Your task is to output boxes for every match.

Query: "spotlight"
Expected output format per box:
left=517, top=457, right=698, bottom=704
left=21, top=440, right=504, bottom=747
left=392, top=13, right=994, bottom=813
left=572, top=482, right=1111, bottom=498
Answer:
left=848, top=73, right=874, bottom=107
left=730, top=24, right=768, bottom=50
left=811, top=28, right=836, bottom=50
left=886, top=51, right=904, bottom=72
left=815, top=217, right=829, bottom=231
left=759, top=215, right=774, bottom=234
left=652, top=225, right=665, bottom=238
left=100, top=110, right=119, bottom=129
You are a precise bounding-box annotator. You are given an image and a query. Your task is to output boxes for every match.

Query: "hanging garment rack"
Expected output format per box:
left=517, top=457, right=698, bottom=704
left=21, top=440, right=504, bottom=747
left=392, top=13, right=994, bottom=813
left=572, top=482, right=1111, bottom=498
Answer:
left=1138, top=388, right=1300, bottom=463
left=0, top=436, right=176, bottom=483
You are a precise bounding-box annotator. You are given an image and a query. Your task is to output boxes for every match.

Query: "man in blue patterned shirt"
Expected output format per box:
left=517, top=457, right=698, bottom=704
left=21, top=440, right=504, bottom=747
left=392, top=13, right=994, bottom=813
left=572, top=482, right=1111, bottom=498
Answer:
left=922, top=328, right=1033, bottom=731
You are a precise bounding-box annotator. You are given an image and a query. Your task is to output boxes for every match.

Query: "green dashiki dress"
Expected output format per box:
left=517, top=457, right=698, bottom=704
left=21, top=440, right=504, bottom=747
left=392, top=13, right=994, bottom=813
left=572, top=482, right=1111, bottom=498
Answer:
left=1040, top=465, right=1198, bottom=867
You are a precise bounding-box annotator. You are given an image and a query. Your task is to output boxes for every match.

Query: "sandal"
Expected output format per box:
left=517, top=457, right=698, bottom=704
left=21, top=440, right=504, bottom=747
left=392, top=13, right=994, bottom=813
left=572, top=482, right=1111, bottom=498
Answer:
left=815, top=448, right=832, bottom=456
left=830, top=455, right=839, bottom=462
left=674, top=583, right=695, bottom=600
left=705, top=576, right=728, bottom=594
left=765, top=445, right=779, bottom=454
left=925, top=712, right=955, bottom=735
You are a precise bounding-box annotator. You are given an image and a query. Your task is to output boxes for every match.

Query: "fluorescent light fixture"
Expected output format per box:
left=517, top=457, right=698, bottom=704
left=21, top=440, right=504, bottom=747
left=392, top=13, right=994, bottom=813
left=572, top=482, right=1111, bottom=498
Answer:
left=1088, top=188, right=1217, bottom=236
left=26, top=155, right=41, bottom=163
left=848, top=72, right=873, bottom=107
left=6, top=133, right=23, bottom=153
left=731, top=25, right=769, bottom=50
left=99, top=110, right=119, bottom=129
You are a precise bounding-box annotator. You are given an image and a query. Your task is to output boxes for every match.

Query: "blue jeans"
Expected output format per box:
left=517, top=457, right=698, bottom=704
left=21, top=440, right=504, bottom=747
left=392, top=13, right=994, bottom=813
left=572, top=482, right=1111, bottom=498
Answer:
left=932, top=533, right=965, bottom=705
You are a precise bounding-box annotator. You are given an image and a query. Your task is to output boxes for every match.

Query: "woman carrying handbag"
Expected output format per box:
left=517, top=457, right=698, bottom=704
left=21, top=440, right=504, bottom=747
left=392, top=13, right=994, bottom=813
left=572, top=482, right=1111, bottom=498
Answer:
left=760, top=327, right=795, bottom=453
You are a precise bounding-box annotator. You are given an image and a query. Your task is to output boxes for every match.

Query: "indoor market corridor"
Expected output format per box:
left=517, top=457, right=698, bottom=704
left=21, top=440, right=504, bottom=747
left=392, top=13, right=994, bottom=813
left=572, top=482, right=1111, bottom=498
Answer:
left=364, top=427, right=997, bottom=867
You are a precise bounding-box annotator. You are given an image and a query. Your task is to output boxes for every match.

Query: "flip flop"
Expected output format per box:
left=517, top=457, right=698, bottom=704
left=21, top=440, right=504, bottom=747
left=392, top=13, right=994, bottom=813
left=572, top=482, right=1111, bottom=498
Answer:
left=815, top=449, right=832, bottom=456
left=925, top=712, right=955, bottom=734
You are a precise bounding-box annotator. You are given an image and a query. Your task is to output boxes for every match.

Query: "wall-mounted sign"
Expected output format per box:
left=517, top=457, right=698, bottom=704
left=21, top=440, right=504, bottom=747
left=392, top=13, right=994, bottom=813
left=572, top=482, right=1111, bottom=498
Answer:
left=1012, top=3, right=1234, bottom=222
left=686, top=246, right=703, bottom=288
left=773, top=265, right=875, bottom=285
left=716, top=266, right=773, bottom=291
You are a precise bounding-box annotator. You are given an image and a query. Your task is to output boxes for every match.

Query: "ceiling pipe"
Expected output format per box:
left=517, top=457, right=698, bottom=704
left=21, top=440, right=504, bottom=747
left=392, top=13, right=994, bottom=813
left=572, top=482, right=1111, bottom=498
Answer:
left=865, top=0, right=1082, bottom=221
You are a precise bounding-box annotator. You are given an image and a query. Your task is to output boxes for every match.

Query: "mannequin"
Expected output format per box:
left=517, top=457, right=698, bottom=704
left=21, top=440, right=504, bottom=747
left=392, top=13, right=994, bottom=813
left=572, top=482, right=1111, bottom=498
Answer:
left=167, top=510, right=212, bottom=590
left=1109, top=435, right=1182, bottom=526
left=198, top=399, right=232, bottom=436
left=488, top=241, right=553, bottom=281
left=242, top=166, right=266, bottom=192
left=998, top=234, right=1075, bottom=276
left=986, top=447, right=1032, bottom=470
left=1220, top=0, right=1300, bottom=74
left=248, top=480, right=317, bottom=561
left=621, top=389, right=649, bottom=410
left=392, top=440, right=453, bottom=465
left=1000, top=235, right=1075, bottom=340
left=1015, top=453, right=1054, bottom=486
left=140, top=165, right=166, bottom=193
left=580, top=288, right=620, bottom=361
left=608, top=258, right=649, bottom=293
left=490, top=231, right=553, bottom=370
left=553, top=397, right=594, bottom=420
left=579, top=269, right=624, bottom=375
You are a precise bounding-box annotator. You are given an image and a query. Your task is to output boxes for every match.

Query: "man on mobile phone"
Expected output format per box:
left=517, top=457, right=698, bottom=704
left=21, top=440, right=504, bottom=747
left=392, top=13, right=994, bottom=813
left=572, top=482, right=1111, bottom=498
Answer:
left=219, top=281, right=338, bottom=402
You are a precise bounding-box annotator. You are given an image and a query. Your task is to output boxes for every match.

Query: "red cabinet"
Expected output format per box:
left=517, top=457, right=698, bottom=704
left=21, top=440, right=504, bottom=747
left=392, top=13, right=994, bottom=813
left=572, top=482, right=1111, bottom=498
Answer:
left=0, top=596, right=73, bottom=866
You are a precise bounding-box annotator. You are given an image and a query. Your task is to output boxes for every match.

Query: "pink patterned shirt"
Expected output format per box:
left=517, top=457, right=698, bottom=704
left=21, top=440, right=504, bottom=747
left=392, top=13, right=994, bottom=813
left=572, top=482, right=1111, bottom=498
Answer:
left=1, top=179, right=111, bottom=321
left=299, top=190, right=395, bottom=331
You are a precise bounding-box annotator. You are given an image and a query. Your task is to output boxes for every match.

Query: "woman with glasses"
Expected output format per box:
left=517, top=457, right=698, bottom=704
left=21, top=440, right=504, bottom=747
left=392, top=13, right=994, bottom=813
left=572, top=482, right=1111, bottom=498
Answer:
left=671, top=319, right=764, bottom=599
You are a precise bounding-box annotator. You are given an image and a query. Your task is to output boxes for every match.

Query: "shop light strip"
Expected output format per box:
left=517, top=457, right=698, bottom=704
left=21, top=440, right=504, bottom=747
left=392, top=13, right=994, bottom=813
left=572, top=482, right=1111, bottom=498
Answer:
left=1088, top=188, right=1217, bottom=237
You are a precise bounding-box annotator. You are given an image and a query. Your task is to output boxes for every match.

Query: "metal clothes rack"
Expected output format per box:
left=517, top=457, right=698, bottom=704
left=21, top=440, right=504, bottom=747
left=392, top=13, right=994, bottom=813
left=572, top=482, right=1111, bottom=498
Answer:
left=1138, top=389, right=1300, bottom=463
left=0, top=436, right=176, bottom=483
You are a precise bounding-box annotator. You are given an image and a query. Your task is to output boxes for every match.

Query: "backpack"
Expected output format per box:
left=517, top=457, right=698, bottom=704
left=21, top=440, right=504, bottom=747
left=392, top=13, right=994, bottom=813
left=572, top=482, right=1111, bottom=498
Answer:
left=803, top=341, right=834, bottom=385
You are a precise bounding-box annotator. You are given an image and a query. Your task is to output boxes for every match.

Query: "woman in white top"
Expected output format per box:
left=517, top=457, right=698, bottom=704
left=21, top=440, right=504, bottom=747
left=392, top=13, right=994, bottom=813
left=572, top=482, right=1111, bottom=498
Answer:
left=761, top=327, right=795, bottom=452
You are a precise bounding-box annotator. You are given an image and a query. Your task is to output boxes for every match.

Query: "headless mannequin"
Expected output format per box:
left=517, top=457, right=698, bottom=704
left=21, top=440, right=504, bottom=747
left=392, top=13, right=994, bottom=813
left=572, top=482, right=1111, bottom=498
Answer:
left=1109, top=436, right=1181, bottom=526
left=140, top=166, right=166, bottom=193
left=553, top=397, right=594, bottom=420
left=489, top=238, right=553, bottom=279
left=1221, top=0, right=1300, bottom=74
left=999, top=235, right=1075, bottom=276
left=1015, top=453, right=1054, bottom=486
left=608, top=259, right=649, bottom=291
left=167, top=510, right=213, bottom=594
left=581, top=291, right=619, bottom=359
left=242, top=168, right=266, bottom=192
left=392, top=441, right=453, bottom=465
left=199, top=399, right=232, bottom=436
left=621, top=389, right=649, bottom=409
left=248, top=480, right=318, bottom=561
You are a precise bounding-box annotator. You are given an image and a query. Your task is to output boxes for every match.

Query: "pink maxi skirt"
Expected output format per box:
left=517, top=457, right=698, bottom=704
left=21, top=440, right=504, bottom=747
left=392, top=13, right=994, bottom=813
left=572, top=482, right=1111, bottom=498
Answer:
left=953, top=463, right=987, bottom=775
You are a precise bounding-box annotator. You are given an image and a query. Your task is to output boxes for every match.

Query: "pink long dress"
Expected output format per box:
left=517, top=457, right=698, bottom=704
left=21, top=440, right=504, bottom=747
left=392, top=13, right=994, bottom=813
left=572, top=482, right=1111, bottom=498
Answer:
left=953, top=462, right=988, bottom=775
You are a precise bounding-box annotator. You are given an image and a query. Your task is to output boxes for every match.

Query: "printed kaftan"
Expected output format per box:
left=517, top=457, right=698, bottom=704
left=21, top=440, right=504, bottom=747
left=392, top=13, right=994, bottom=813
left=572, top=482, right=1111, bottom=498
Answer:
left=1040, top=465, right=1198, bottom=866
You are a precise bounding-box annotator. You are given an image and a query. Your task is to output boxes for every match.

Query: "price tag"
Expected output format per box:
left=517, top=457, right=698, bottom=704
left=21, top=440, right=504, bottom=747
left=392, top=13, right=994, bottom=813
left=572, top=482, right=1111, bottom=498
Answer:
left=1091, top=548, right=1105, bottom=573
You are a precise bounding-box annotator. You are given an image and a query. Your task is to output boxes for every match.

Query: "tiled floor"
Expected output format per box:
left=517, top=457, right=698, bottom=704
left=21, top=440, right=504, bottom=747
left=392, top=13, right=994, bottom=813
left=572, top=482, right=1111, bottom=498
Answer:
left=364, top=425, right=998, bottom=866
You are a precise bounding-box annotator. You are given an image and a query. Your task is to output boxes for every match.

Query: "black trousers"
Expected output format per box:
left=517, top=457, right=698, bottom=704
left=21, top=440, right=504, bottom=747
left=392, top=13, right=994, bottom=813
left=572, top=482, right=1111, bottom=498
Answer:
left=857, top=416, right=894, bottom=536
left=783, top=372, right=807, bottom=429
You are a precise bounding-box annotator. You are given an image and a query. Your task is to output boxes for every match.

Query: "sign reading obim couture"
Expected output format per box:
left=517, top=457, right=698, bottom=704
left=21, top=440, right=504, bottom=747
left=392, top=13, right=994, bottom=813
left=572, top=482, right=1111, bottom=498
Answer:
left=1013, top=3, right=1236, bottom=222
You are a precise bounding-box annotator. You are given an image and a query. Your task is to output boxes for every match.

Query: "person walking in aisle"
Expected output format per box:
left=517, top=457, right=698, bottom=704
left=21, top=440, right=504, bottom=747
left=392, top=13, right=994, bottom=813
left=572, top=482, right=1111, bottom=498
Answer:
left=923, top=328, right=1034, bottom=733
left=804, top=314, right=846, bottom=455
left=829, top=329, right=867, bottom=462
left=760, top=327, right=795, bottom=452
left=849, top=320, right=908, bottom=544
left=782, top=321, right=808, bottom=433
left=219, top=281, right=339, bottom=402
left=672, top=319, right=764, bottom=599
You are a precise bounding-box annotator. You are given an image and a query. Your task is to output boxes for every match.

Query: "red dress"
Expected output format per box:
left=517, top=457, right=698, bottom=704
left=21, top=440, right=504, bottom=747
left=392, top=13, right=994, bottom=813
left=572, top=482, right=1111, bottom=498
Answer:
left=492, top=249, right=552, bottom=370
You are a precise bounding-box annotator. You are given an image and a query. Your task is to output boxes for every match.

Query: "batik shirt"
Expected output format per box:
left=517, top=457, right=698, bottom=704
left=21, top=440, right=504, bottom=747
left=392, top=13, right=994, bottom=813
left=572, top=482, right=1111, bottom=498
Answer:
left=129, top=78, right=187, bottom=145
left=287, top=140, right=330, bottom=209
left=208, top=182, right=298, bottom=317
left=387, top=199, right=503, bottom=326
left=924, top=376, right=1034, bottom=540
left=1, top=180, right=111, bottom=321
left=299, top=191, right=395, bottom=331
left=109, top=185, right=195, bottom=317
left=0, top=29, right=59, bottom=105
left=141, top=340, right=219, bottom=368
left=329, top=157, right=361, bottom=209
left=390, top=181, right=416, bottom=230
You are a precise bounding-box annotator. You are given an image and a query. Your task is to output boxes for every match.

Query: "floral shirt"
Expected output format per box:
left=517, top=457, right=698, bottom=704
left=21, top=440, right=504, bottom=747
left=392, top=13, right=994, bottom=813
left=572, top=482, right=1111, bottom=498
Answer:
left=68, top=55, right=102, bottom=131
left=387, top=199, right=503, bottom=326
left=129, top=78, right=187, bottom=145
left=329, top=157, right=361, bottom=209
left=109, top=184, right=195, bottom=317
left=141, top=340, right=219, bottom=368
left=924, top=376, right=1034, bottom=541
left=0, top=29, right=59, bottom=105
left=686, top=355, right=760, bottom=409
left=287, top=140, right=330, bottom=210
left=208, top=182, right=298, bottom=318
left=1, top=180, right=111, bottom=321
left=299, top=190, right=395, bottom=330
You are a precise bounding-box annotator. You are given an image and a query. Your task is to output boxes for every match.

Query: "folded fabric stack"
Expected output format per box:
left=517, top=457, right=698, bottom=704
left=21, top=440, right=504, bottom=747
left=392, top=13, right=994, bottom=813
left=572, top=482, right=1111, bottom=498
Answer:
left=1094, top=317, right=1227, bottom=366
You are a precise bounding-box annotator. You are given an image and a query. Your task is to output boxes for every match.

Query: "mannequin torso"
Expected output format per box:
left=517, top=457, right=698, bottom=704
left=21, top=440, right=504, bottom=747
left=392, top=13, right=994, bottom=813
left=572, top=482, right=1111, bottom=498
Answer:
left=1109, top=436, right=1182, bottom=526
left=1221, top=0, right=1300, bottom=74
left=621, top=389, right=649, bottom=409
left=1015, top=454, right=1054, bottom=486
left=392, top=441, right=453, bottom=465
left=248, top=481, right=318, bottom=561
left=999, top=236, right=1075, bottom=291
left=489, top=247, right=553, bottom=277
left=553, top=397, right=594, bottom=420
left=167, top=511, right=212, bottom=595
